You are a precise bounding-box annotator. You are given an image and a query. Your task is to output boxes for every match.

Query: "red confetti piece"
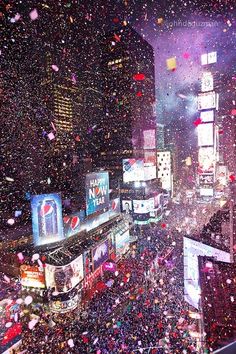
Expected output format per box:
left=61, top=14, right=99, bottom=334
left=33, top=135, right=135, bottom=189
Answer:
left=218, top=129, right=223, bottom=134
left=113, top=17, right=119, bottom=23
left=114, top=34, right=121, bottom=42
left=193, top=118, right=202, bottom=127
left=136, top=91, right=143, bottom=97
left=231, top=109, right=236, bottom=115
left=171, top=68, right=176, bottom=72
left=229, top=174, right=235, bottom=182
left=133, top=73, right=146, bottom=81
left=183, top=52, right=190, bottom=59
left=161, top=223, right=166, bottom=228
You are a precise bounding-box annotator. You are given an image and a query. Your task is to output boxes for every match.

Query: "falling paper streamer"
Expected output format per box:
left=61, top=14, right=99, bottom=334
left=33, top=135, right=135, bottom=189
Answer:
left=166, top=57, right=177, bottom=71
left=48, top=132, right=55, bottom=140
left=32, top=253, right=40, bottom=261
left=68, top=339, right=74, bottom=347
left=17, top=252, right=24, bottom=261
left=7, top=218, right=15, bottom=225
left=24, top=296, right=33, bottom=305
left=4, top=275, right=11, bottom=283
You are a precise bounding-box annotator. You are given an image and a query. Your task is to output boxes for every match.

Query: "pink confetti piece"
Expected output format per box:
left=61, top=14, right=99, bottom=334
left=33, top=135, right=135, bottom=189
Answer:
left=48, top=132, right=55, bottom=140
left=51, top=64, right=59, bottom=72
left=4, top=275, right=10, bottom=283
left=29, top=9, right=38, bottom=21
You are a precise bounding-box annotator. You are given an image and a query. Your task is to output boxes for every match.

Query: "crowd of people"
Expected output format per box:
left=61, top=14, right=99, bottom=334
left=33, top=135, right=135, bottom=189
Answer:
left=20, top=225, right=199, bottom=354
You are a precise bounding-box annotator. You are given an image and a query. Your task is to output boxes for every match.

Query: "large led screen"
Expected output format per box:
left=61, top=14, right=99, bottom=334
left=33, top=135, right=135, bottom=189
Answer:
left=121, top=200, right=133, bottom=214
left=197, top=92, right=216, bottom=110
left=133, top=200, right=150, bottom=214
left=20, top=265, right=45, bottom=289
left=31, top=193, right=64, bottom=247
left=201, top=72, right=213, bottom=92
left=85, top=172, right=109, bottom=216
left=0, top=299, right=22, bottom=354
left=143, top=129, right=156, bottom=149
left=197, top=123, right=214, bottom=147
left=109, top=198, right=120, bottom=218
left=198, top=147, right=215, bottom=174
left=200, top=110, right=214, bottom=123
left=123, top=159, right=144, bottom=183
left=45, top=255, right=84, bottom=294
left=144, top=150, right=156, bottom=166
left=92, top=239, right=109, bottom=271
left=63, top=211, right=85, bottom=239
left=184, top=237, right=230, bottom=309
left=115, top=230, right=130, bottom=260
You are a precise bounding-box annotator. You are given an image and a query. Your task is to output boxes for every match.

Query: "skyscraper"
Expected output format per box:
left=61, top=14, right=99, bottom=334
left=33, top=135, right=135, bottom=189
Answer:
left=91, top=25, right=156, bottom=187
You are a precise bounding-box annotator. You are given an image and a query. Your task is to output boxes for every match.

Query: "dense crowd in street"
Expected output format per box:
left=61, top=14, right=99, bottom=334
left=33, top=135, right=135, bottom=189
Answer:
left=20, top=225, right=199, bottom=354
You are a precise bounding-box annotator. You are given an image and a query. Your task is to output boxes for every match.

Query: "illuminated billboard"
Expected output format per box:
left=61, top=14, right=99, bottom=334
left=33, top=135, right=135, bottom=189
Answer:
left=184, top=237, right=230, bottom=309
left=143, top=165, right=157, bottom=180
left=63, top=211, right=85, bottom=239
left=121, top=200, right=133, bottom=214
left=20, top=265, right=45, bottom=289
left=197, top=92, right=216, bottom=110
left=201, top=72, right=213, bottom=92
left=199, top=188, right=214, bottom=197
left=143, top=129, right=156, bottom=149
left=133, top=199, right=150, bottom=214
left=49, top=293, right=79, bottom=314
left=45, top=255, right=84, bottom=294
left=85, top=172, right=109, bottom=216
left=144, top=150, right=156, bottom=166
left=0, top=299, right=22, bottom=354
left=115, top=230, right=130, bottom=260
left=198, top=147, right=215, bottom=174
left=201, top=52, right=217, bottom=65
left=197, top=123, right=214, bottom=146
left=31, top=193, right=64, bottom=247
left=92, top=239, right=109, bottom=271
left=123, top=159, right=144, bottom=183
left=199, top=174, right=214, bottom=185
left=200, top=110, right=214, bottom=123
left=109, top=198, right=120, bottom=217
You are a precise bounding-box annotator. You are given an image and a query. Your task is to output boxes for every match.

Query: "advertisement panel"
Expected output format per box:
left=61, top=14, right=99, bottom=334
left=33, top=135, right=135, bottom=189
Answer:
left=45, top=255, right=84, bottom=294
left=20, top=265, right=45, bottom=289
left=49, top=293, right=79, bottom=313
left=201, top=72, right=213, bottom=92
left=115, top=230, right=130, bottom=260
left=109, top=198, right=120, bottom=217
left=197, top=92, right=216, bottom=110
left=199, top=188, right=214, bottom=197
left=184, top=237, right=230, bottom=309
left=199, top=174, right=214, bottom=185
left=121, top=200, right=133, bottom=214
left=144, top=150, right=156, bottom=166
left=143, top=129, right=156, bottom=149
left=143, top=165, right=157, bottom=181
left=92, top=239, right=109, bottom=271
left=123, top=159, right=144, bottom=183
left=0, top=299, right=21, bottom=354
left=197, top=123, right=214, bottom=146
left=31, top=193, right=64, bottom=247
left=85, top=172, right=109, bottom=216
left=133, top=199, right=150, bottom=214
left=198, top=147, right=215, bottom=174
left=63, top=211, right=85, bottom=239
left=200, top=110, right=214, bottom=123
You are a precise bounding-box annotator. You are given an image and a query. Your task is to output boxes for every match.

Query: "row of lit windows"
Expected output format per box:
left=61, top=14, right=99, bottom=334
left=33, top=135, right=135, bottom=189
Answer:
left=107, top=56, right=129, bottom=66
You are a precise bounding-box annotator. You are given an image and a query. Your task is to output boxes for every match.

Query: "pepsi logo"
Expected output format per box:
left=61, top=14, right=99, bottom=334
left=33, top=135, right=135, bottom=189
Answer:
left=70, top=216, right=80, bottom=230
left=40, top=204, right=53, bottom=217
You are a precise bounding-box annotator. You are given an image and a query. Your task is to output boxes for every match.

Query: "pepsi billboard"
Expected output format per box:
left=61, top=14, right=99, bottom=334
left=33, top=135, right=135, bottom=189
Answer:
left=63, top=211, right=85, bottom=239
left=85, top=172, right=109, bottom=216
left=31, top=193, right=64, bottom=247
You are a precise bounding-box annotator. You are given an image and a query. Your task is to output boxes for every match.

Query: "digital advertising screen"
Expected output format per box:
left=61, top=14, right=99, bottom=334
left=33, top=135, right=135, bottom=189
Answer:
left=121, top=200, right=133, bottom=214
left=197, top=92, right=216, bottom=110
left=197, top=123, right=214, bottom=147
left=144, top=150, right=156, bottom=166
left=133, top=199, right=150, bottom=214
left=143, top=129, right=156, bottom=149
left=92, top=239, right=109, bottom=271
left=123, top=159, right=144, bottom=183
left=200, top=110, right=214, bottom=123
left=143, top=165, right=157, bottom=181
left=201, top=72, right=214, bottom=92
left=199, top=174, right=214, bottom=185
left=63, top=211, right=85, bottom=239
left=85, top=172, right=110, bottom=216
left=45, top=255, right=84, bottom=294
left=49, top=293, right=79, bottom=314
left=31, top=193, right=64, bottom=247
left=198, top=147, right=215, bottom=174
left=20, top=265, right=45, bottom=289
left=115, top=230, right=130, bottom=260
left=199, top=188, right=214, bottom=197
left=0, top=299, right=22, bottom=354
left=184, top=237, right=230, bottom=309
left=109, top=198, right=120, bottom=218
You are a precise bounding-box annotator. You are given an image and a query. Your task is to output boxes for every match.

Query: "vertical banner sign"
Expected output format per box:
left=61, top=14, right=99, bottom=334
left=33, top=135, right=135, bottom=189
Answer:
left=85, top=172, right=109, bottom=216
left=31, top=193, right=64, bottom=247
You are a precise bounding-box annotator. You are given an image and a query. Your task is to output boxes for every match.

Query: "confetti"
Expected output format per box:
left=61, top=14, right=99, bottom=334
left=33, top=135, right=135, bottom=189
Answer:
left=29, top=9, right=38, bottom=21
